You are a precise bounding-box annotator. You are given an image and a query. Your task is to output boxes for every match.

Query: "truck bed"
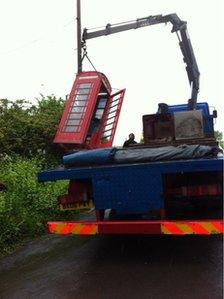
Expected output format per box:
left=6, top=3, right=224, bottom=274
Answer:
left=38, top=157, right=222, bottom=183
left=38, top=157, right=222, bottom=213
left=38, top=156, right=223, bottom=235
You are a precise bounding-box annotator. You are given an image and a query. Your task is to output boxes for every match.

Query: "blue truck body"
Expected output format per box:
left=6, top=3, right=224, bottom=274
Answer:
left=38, top=102, right=223, bottom=235
left=38, top=157, right=222, bottom=215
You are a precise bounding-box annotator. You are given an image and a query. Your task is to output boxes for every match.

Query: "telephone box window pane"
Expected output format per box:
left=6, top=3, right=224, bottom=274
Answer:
left=108, top=111, right=117, bottom=118
left=98, top=98, right=107, bottom=109
left=106, top=116, right=115, bottom=124
left=72, top=96, right=88, bottom=110
left=104, top=123, right=113, bottom=131
left=64, top=126, right=79, bottom=132
left=101, top=134, right=111, bottom=143
left=68, top=113, right=82, bottom=120
left=79, top=83, right=92, bottom=89
left=67, top=119, right=81, bottom=126
left=71, top=106, right=86, bottom=113
left=77, top=88, right=91, bottom=95
left=73, top=102, right=86, bottom=109
left=76, top=82, right=92, bottom=92
left=95, top=109, right=104, bottom=119
left=74, top=94, right=88, bottom=102
left=103, top=133, right=111, bottom=137
left=111, top=99, right=119, bottom=106
left=109, top=106, right=118, bottom=113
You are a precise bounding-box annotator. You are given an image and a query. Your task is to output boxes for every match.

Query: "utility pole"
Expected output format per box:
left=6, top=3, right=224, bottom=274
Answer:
left=76, top=0, right=82, bottom=73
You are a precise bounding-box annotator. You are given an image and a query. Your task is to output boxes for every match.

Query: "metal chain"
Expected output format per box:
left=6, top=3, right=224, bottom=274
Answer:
left=81, top=41, right=87, bottom=62
left=81, top=42, right=98, bottom=73
left=85, top=54, right=98, bottom=72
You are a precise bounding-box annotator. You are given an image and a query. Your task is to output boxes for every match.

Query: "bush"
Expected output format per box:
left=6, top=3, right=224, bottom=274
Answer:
left=0, top=96, right=65, bottom=162
left=0, top=155, right=72, bottom=254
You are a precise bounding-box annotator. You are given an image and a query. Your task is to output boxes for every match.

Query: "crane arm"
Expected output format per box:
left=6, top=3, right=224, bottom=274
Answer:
left=82, top=14, right=200, bottom=110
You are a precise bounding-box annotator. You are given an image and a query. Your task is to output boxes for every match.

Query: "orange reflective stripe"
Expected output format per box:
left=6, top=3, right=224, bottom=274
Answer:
left=79, top=224, right=98, bottom=235
left=60, top=223, right=75, bottom=234
left=200, top=222, right=219, bottom=234
left=48, top=223, right=99, bottom=235
left=72, top=223, right=84, bottom=234
left=161, top=225, right=171, bottom=234
left=49, top=222, right=58, bottom=233
left=187, top=223, right=210, bottom=235
left=54, top=223, right=65, bottom=234
left=175, top=223, right=194, bottom=234
left=161, top=221, right=223, bottom=235
left=211, top=222, right=223, bottom=233
left=48, top=221, right=223, bottom=236
left=162, top=222, right=185, bottom=234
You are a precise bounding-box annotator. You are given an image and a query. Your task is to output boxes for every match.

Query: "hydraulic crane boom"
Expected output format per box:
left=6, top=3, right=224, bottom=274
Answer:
left=82, top=14, right=200, bottom=110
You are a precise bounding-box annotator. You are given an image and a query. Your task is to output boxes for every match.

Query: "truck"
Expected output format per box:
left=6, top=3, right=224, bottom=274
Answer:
left=38, top=3, right=223, bottom=236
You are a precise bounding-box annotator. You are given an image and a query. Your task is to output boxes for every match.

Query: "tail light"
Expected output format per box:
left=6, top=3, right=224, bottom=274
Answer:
left=186, top=184, right=221, bottom=197
left=168, top=184, right=221, bottom=197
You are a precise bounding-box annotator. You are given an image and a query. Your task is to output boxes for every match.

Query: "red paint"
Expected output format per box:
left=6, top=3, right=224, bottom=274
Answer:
left=54, top=72, right=101, bottom=145
left=47, top=220, right=223, bottom=235
left=95, top=89, right=125, bottom=148
left=48, top=222, right=58, bottom=234
left=60, top=223, right=76, bottom=235
left=208, top=221, right=223, bottom=233
left=98, top=221, right=161, bottom=234
left=162, top=222, right=185, bottom=235
left=54, top=71, right=124, bottom=150
left=187, top=223, right=210, bottom=235
left=79, top=224, right=96, bottom=235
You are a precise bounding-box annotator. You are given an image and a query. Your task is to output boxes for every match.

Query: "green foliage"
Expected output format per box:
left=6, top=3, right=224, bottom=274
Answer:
left=140, top=135, right=144, bottom=144
left=0, top=95, right=77, bottom=254
left=214, top=130, right=224, bottom=149
left=0, top=156, right=75, bottom=254
left=0, top=95, right=65, bottom=162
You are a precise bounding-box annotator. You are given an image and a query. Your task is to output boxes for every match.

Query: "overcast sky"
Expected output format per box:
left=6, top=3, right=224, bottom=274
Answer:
left=0, top=0, right=223, bottom=145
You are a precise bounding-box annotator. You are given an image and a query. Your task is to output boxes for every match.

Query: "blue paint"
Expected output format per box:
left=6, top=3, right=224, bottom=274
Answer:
left=38, top=158, right=223, bottom=214
left=38, top=102, right=219, bottom=215
left=166, top=102, right=214, bottom=135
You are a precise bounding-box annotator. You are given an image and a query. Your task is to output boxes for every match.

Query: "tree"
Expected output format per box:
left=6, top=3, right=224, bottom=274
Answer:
left=0, top=95, right=65, bottom=163
left=214, top=131, right=224, bottom=149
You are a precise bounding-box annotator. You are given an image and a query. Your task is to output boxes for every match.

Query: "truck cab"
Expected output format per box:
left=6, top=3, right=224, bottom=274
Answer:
left=143, top=102, right=217, bottom=147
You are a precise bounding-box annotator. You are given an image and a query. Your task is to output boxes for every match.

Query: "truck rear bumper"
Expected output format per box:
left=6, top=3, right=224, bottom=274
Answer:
left=48, top=220, right=223, bottom=235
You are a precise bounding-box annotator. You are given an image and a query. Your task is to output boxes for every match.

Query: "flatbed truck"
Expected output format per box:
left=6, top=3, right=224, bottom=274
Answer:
left=38, top=101, right=223, bottom=236
left=38, top=4, right=223, bottom=236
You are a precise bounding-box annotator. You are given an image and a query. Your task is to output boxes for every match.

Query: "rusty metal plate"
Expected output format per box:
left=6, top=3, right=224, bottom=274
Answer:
left=174, top=110, right=204, bottom=140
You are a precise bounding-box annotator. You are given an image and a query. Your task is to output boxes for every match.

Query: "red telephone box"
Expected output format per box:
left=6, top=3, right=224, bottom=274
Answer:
left=54, top=71, right=125, bottom=150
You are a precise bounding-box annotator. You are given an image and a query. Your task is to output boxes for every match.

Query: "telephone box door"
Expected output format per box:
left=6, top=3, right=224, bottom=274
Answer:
left=96, top=89, right=125, bottom=148
left=54, top=77, right=101, bottom=145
